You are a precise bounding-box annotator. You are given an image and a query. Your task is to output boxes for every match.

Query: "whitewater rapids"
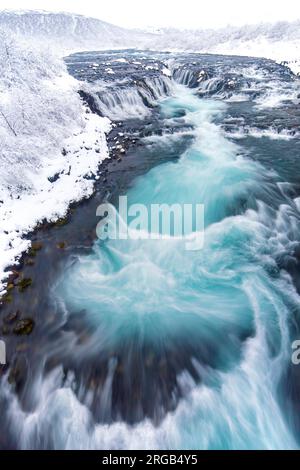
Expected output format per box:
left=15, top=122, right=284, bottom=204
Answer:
left=1, top=51, right=300, bottom=450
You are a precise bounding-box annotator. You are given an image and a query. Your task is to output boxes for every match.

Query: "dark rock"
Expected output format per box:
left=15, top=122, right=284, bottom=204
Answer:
left=1, top=293, right=13, bottom=303
left=32, top=242, right=43, bottom=251
left=7, top=356, right=28, bottom=389
left=1, top=325, right=10, bottom=335
left=25, top=259, right=35, bottom=266
left=3, top=310, right=20, bottom=324
left=7, top=271, right=19, bottom=284
left=13, top=318, right=35, bottom=336
left=56, top=242, right=66, bottom=249
left=27, top=242, right=42, bottom=257
left=48, top=172, right=61, bottom=183
left=18, top=278, right=32, bottom=292
left=55, top=216, right=69, bottom=227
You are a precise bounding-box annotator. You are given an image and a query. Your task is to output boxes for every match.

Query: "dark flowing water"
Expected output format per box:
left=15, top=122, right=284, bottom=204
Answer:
left=1, top=50, right=300, bottom=449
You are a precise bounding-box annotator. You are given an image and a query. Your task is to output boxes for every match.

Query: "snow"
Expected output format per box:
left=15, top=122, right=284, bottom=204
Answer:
left=0, top=10, right=300, bottom=293
left=0, top=10, right=153, bottom=52
left=1, top=11, right=299, bottom=76
left=113, top=58, right=128, bottom=63
left=289, top=61, right=300, bottom=75
left=0, top=111, right=110, bottom=294
left=2, top=11, right=299, bottom=75
left=0, top=31, right=110, bottom=294
left=206, top=38, right=300, bottom=75
left=162, top=67, right=172, bottom=77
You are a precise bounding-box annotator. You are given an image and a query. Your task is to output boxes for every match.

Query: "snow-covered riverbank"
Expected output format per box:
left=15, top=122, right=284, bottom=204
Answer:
left=0, top=33, right=110, bottom=294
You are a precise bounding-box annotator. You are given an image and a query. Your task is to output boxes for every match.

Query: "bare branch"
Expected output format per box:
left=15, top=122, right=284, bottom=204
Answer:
left=0, top=110, right=17, bottom=136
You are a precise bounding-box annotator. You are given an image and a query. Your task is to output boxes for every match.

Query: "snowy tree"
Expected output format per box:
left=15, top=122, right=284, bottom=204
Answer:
left=0, top=29, right=84, bottom=193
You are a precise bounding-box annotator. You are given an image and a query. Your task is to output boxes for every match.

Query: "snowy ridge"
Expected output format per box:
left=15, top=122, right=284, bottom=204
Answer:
left=0, top=11, right=300, bottom=73
left=0, top=10, right=153, bottom=51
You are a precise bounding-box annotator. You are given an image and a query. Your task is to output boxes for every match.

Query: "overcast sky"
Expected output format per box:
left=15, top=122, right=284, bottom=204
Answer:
left=1, top=0, right=300, bottom=29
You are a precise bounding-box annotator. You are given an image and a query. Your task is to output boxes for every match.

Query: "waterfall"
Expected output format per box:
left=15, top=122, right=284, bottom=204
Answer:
left=80, top=75, right=174, bottom=121
left=1, top=51, right=300, bottom=450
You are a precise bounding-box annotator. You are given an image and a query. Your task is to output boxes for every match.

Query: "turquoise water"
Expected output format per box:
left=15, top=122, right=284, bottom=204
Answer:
left=49, top=84, right=300, bottom=448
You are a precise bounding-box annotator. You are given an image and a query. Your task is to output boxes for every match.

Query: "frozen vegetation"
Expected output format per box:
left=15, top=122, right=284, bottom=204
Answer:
left=0, top=29, right=110, bottom=293
left=0, top=9, right=299, bottom=292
